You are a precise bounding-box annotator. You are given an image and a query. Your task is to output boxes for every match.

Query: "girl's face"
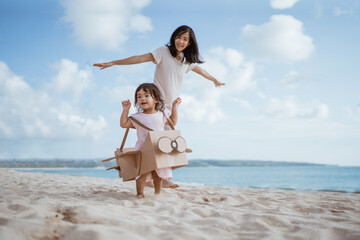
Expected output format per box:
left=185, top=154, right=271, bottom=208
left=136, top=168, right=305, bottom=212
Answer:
left=136, top=89, right=158, bottom=113
left=175, top=32, right=191, bottom=53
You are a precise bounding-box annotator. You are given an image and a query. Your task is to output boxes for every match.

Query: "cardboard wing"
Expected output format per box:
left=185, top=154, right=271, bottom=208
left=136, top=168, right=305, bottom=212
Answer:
left=117, top=130, right=189, bottom=182
left=115, top=147, right=141, bottom=181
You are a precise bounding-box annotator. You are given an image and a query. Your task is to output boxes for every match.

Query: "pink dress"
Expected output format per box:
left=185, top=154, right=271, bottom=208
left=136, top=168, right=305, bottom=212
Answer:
left=130, top=111, right=172, bottom=181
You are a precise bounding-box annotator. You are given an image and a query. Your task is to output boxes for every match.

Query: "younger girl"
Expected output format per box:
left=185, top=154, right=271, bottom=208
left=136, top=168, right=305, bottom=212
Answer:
left=120, top=83, right=181, bottom=198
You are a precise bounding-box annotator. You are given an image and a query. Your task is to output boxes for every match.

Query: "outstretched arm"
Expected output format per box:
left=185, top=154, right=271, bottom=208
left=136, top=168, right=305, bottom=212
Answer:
left=94, top=53, right=155, bottom=70
left=192, top=66, right=225, bottom=87
left=120, top=100, right=134, bottom=128
left=168, top=97, right=182, bottom=126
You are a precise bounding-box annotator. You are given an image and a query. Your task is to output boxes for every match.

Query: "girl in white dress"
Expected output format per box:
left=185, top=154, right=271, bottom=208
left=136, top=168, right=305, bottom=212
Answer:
left=120, top=83, right=181, bottom=198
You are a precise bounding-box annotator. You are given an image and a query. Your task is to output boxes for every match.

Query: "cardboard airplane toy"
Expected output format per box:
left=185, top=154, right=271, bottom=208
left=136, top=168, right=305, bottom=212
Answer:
left=102, top=116, right=191, bottom=181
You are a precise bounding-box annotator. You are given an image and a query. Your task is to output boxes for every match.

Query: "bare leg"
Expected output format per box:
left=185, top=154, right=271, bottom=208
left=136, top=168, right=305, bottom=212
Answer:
left=152, top=171, right=163, bottom=195
left=136, top=174, right=147, bottom=199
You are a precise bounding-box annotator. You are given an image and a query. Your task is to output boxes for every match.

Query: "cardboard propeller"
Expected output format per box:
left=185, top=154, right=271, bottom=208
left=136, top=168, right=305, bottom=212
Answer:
left=102, top=113, right=191, bottom=181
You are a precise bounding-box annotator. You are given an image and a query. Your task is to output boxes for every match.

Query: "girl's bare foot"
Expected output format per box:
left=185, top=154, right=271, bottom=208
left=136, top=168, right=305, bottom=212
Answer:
left=145, top=180, right=180, bottom=188
left=137, top=193, right=145, bottom=199
left=169, top=183, right=180, bottom=189
left=162, top=180, right=180, bottom=189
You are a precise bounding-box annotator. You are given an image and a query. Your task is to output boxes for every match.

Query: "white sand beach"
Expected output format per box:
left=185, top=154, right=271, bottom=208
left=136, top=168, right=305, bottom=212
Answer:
left=1, top=169, right=360, bottom=240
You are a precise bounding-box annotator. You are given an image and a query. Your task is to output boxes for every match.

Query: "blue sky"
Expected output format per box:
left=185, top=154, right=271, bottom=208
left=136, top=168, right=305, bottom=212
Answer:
left=1, top=0, right=359, bottom=166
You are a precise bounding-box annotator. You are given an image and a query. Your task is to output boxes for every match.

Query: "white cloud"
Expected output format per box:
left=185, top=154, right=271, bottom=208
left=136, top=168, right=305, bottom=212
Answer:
left=334, top=7, right=354, bottom=17
left=101, top=85, right=136, bottom=104
left=279, top=70, right=315, bottom=89
left=279, top=70, right=301, bottom=88
left=180, top=90, right=224, bottom=124
left=50, top=59, right=94, bottom=99
left=270, top=0, right=300, bottom=9
left=0, top=61, right=106, bottom=140
left=345, top=102, right=360, bottom=120
left=270, top=0, right=299, bottom=9
left=313, top=2, right=323, bottom=19
left=202, top=47, right=256, bottom=92
left=180, top=47, right=255, bottom=123
left=264, top=96, right=329, bottom=119
left=257, top=91, right=266, bottom=99
left=241, top=15, right=315, bottom=62
left=60, top=0, right=153, bottom=50
left=101, top=85, right=138, bottom=114
left=227, top=94, right=329, bottom=120
left=229, top=98, right=254, bottom=111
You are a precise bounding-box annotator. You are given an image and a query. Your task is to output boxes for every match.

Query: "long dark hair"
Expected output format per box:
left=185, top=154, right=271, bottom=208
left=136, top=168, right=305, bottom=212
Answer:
left=166, top=25, right=204, bottom=64
left=134, top=83, right=165, bottom=112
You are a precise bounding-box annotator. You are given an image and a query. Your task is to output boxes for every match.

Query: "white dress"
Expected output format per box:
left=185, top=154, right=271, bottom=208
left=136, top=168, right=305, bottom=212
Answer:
left=151, top=46, right=196, bottom=110
left=130, top=111, right=172, bottom=181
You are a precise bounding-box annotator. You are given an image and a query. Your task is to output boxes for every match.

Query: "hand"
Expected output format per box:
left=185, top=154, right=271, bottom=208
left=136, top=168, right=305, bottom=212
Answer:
left=172, top=97, right=182, bottom=110
left=213, top=79, right=225, bottom=88
left=93, top=62, right=113, bottom=70
left=122, top=100, right=131, bottom=111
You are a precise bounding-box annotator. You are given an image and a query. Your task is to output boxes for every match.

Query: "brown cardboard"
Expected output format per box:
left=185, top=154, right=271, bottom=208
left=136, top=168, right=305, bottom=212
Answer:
left=114, top=147, right=141, bottom=180
left=114, top=130, right=189, bottom=182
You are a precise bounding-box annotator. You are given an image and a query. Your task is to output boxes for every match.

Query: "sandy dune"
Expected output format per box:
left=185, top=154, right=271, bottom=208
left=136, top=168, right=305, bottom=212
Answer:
left=0, top=169, right=359, bottom=240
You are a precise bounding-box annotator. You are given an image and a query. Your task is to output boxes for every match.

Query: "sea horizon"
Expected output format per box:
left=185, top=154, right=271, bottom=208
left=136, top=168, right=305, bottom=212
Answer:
left=10, top=165, right=360, bottom=194
left=2, top=158, right=358, bottom=167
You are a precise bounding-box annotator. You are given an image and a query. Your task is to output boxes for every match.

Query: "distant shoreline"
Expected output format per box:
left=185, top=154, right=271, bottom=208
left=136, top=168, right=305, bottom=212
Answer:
left=0, top=159, right=334, bottom=168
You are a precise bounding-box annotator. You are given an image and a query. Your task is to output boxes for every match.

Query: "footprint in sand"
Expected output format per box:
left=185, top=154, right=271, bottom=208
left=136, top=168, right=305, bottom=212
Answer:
left=57, top=207, right=77, bottom=224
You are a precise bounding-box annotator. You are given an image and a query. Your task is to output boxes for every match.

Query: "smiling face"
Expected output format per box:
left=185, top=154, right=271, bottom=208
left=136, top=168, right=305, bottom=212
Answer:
left=136, top=89, right=158, bottom=113
left=175, top=31, right=191, bottom=54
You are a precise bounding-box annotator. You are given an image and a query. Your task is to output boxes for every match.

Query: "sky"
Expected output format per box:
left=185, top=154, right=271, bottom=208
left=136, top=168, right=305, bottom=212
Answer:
left=0, top=0, right=359, bottom=166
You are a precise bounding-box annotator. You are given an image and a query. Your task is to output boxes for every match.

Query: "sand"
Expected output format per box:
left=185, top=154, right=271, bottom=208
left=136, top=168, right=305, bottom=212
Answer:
left=0, top=169, right=360, bottom=240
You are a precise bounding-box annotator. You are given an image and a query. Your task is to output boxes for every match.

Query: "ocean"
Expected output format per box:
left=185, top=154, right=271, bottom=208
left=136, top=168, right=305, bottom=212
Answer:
left=16, top=165, right=360, bottom=193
